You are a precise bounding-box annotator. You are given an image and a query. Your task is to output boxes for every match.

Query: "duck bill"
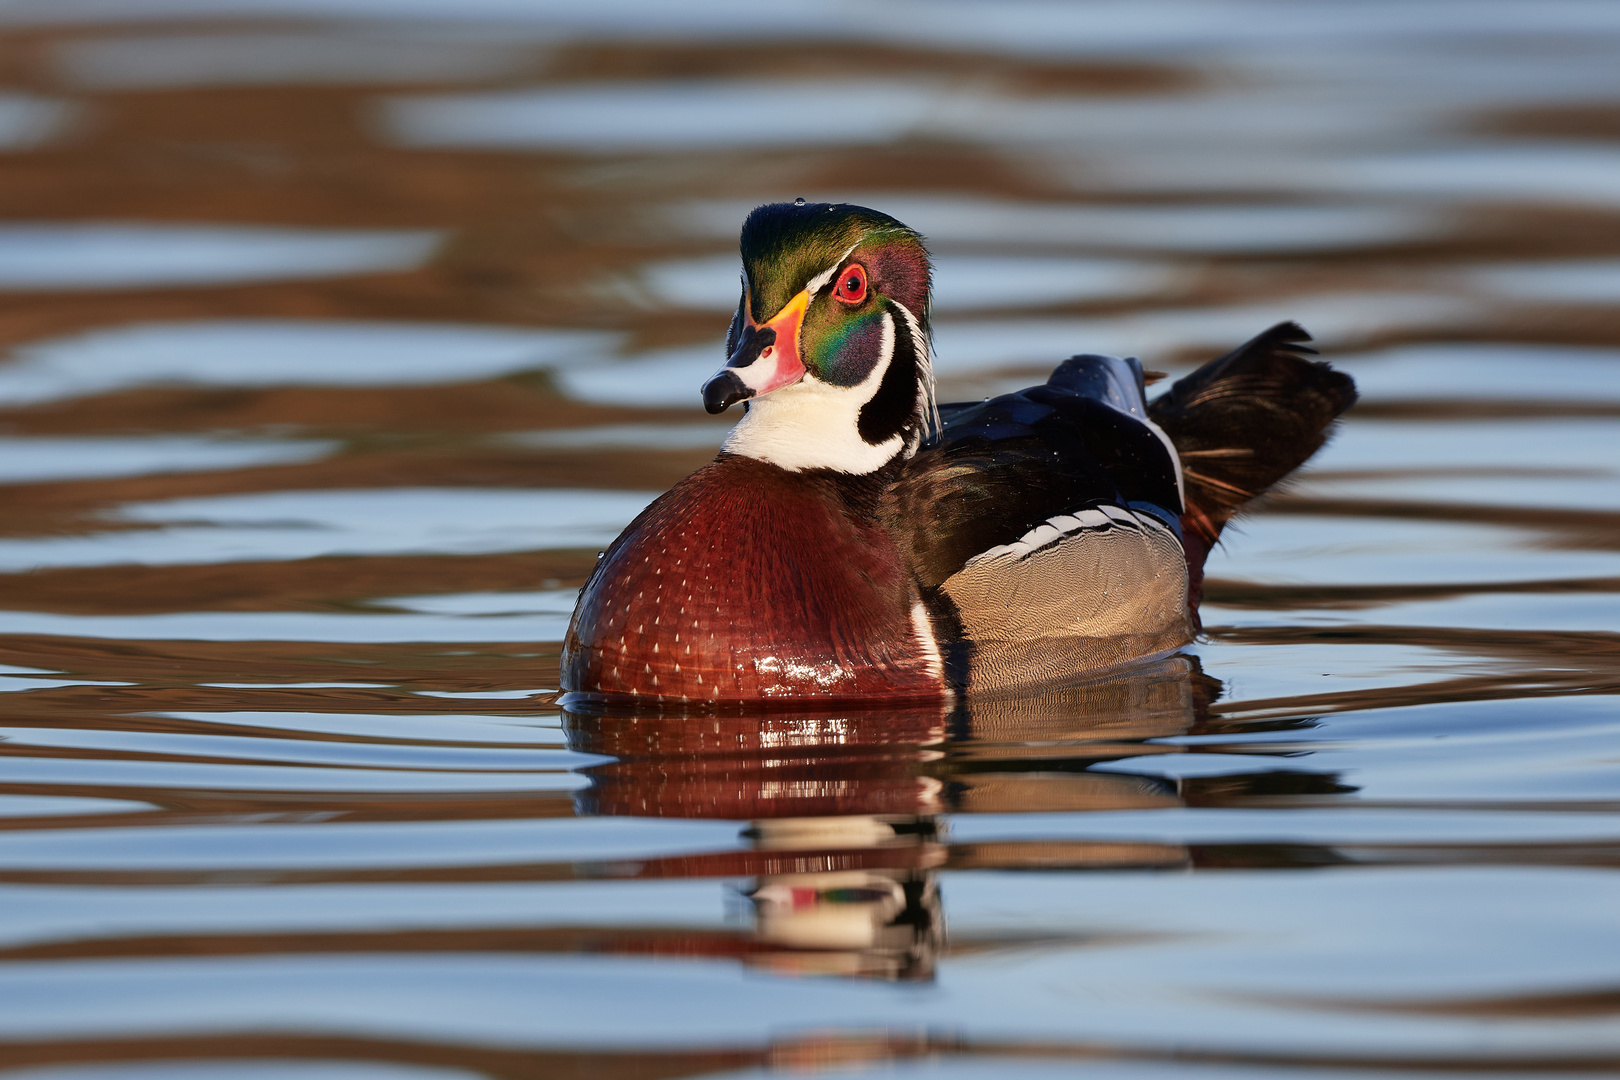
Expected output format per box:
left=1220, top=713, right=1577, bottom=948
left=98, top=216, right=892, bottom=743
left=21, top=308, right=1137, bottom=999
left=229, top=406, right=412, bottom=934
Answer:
left=702, top=289, right=809, bottom=414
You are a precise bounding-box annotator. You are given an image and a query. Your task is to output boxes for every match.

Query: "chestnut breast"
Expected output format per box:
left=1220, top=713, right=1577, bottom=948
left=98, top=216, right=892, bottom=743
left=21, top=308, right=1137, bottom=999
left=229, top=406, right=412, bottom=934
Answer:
left=562, top=455, right=942, bottom=702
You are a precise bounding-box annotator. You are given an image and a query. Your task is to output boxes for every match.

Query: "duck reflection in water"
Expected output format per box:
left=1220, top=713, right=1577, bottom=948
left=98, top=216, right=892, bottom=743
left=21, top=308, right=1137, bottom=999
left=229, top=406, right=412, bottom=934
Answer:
left=744, top=815, right=945, bottom=981
left=562, top=654, right=1222, bottom=982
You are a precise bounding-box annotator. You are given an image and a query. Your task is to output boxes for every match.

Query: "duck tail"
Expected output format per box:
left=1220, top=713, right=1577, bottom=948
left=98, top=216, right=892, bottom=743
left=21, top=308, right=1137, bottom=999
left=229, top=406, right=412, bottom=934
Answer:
left=1147, top=322, right=1357, bottom=615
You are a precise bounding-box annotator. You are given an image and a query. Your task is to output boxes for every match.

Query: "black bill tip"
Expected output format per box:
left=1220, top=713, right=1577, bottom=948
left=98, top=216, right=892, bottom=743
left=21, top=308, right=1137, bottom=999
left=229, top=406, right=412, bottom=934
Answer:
left=702, top=369, right=753, bottom=414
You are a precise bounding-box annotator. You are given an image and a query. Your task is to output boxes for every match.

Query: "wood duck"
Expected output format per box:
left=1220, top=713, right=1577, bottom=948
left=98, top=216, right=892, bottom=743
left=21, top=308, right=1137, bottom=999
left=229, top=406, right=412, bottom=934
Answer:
left=561, top=201, right=1355, bottom=704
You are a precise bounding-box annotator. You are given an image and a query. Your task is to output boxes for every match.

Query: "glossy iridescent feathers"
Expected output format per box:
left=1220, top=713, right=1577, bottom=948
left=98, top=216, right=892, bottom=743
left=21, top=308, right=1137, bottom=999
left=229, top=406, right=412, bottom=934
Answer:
left=729, top=201, right=940, bottom=459
left=739, top=202, right=931, bottom=327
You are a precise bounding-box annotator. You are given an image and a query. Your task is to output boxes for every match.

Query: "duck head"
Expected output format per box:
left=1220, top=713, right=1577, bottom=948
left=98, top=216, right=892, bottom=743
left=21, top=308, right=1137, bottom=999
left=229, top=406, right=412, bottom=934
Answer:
left=703, top=201, right=938, bottom=474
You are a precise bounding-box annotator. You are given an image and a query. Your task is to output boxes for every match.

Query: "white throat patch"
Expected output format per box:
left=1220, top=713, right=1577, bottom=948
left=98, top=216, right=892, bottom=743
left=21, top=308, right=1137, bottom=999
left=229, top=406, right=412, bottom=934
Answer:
left=721, top=309, right=903, bottom=474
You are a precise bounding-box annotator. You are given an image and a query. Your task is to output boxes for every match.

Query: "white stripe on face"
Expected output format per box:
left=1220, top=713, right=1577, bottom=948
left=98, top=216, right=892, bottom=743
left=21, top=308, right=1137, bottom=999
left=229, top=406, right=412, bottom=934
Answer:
left=803, top=240, right=865, bottom=299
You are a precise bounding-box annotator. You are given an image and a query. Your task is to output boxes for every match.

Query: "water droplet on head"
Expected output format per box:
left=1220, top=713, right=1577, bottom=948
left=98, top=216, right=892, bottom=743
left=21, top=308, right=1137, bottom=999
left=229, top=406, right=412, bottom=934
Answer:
left=596, top=551, right=606, bottom=559
left=794, top=197, right=805, bottom=206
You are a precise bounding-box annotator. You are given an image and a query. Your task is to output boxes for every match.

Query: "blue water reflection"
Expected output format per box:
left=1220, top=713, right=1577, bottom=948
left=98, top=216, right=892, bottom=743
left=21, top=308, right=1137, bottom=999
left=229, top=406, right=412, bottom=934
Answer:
left=0, top=321, right=615, bottom=405
left=0, top=226, right=441, bottom=291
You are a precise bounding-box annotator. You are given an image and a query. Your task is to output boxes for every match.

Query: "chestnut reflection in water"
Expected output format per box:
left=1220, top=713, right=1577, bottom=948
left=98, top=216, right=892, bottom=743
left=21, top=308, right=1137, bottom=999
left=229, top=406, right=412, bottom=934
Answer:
left=562, top=656, right=1219, bottom=981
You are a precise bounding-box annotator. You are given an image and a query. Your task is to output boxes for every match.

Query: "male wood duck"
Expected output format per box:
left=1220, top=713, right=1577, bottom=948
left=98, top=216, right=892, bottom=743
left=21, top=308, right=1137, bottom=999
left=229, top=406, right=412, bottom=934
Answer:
left=562, top=201, right=1355, bottom=704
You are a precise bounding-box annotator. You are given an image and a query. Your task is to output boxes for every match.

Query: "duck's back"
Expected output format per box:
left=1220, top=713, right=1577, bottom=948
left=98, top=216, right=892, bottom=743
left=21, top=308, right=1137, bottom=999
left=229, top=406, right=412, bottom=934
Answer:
left=562, top=454, right=942, bottom=703
left=889, top=354, right=1193, bottom=692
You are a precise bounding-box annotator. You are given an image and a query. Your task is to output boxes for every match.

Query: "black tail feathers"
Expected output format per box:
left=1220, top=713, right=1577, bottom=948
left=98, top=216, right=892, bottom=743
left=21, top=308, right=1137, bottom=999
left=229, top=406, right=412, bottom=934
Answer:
left=1148, top=322, right=1356, bottom=609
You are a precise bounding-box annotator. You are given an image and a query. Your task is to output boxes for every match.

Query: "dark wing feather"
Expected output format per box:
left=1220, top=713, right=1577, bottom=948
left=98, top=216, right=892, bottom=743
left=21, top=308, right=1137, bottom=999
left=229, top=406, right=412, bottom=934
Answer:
left=1147, top=321, right=1356, bottom=623
left=893, top=440, right=1110, bottom=588
left=890, top=355, right=1183, bottom=588
left=1147, top=321, right=1357, bottom=545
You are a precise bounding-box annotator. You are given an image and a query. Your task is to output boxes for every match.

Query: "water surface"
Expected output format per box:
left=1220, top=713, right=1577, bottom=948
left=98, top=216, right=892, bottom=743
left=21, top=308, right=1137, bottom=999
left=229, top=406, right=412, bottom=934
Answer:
left=0, top=3, right=1617, bottom=1078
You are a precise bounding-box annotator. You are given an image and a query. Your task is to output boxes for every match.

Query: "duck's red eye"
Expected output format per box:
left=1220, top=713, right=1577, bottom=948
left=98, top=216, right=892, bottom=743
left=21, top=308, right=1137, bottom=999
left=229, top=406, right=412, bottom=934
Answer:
left=834, top=263, right=867, bottom=305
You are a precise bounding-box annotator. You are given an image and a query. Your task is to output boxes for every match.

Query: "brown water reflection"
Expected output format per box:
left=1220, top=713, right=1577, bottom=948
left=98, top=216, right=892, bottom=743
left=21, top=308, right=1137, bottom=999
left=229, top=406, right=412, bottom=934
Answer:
left=564, top=661, right=1214, bottom=983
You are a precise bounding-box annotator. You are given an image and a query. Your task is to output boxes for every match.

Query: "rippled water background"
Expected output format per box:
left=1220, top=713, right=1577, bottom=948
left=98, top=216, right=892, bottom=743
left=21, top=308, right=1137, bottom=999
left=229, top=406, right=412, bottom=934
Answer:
left=0, top=2, right=1618, bottom=1077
